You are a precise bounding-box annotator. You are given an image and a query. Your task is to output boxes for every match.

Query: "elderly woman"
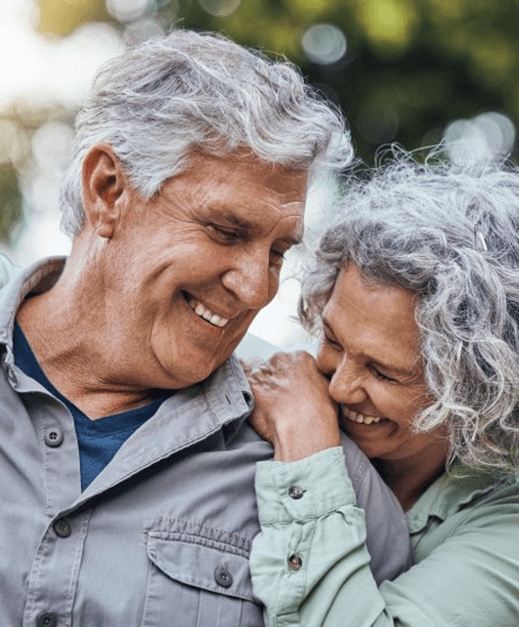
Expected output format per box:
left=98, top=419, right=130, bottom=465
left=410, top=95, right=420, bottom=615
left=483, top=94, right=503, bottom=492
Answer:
left=248, top=152, right=519, bottom=626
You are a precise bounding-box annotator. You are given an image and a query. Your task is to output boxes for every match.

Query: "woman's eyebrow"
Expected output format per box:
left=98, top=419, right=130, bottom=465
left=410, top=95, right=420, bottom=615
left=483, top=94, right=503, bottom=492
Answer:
left=369, top=357, right=417, bottom=378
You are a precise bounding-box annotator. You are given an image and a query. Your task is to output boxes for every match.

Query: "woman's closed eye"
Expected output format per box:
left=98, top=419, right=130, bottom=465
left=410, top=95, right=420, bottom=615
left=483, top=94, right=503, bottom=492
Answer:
left=323, top=333, right=342, bottom=351
left=369, top=365, right=397, bottom=383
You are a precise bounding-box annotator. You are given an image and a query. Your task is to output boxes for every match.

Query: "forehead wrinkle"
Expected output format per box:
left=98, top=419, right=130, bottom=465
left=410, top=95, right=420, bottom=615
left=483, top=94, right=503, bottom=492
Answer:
left=208, top=205, right=304, bottom=244
left=321, top=313, right=419, bottom=378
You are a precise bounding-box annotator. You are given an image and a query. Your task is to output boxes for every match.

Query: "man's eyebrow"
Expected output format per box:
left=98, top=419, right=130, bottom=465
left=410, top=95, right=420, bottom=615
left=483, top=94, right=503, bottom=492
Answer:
left=207, top=210, right=257, bottom=232
left=208, top=210, right=304, bottom=246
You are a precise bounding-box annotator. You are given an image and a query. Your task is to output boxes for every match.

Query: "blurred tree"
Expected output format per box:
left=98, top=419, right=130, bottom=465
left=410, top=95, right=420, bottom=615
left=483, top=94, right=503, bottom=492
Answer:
left=0, top=164, right=22, bottom=243
left=34, top=0, right=519, bottom=164
left=37, top=0, right=108, bottom=35
left=1, top=0, right=518, bottom=244
left=174, top=0, right=519, bottom=163
left=0, top=104, right=75, bottom=246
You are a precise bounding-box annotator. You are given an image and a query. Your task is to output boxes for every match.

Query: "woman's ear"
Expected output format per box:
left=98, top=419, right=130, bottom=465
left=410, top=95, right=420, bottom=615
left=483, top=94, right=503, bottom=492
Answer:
left=81, top=143, right=128, bottom=239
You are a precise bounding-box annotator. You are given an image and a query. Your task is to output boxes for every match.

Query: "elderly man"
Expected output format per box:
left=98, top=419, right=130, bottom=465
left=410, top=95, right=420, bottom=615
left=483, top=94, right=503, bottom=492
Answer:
left=0, top=31, right=408, bottom=627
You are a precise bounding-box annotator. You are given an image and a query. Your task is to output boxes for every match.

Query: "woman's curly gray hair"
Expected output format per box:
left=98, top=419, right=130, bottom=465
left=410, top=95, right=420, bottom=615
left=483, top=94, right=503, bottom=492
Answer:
left=300, top=149, right=519, bottom=472
left=59, top=29, right=353, bottom=236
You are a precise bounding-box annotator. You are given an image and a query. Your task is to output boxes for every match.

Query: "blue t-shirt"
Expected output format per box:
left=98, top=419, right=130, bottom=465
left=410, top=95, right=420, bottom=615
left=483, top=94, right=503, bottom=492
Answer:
left=13, top=321, right=168, bottom=489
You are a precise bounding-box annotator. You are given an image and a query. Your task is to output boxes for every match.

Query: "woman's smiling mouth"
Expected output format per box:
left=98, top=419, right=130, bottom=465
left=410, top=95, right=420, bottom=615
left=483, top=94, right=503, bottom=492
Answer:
left=341, top=406, right=387, bottom=425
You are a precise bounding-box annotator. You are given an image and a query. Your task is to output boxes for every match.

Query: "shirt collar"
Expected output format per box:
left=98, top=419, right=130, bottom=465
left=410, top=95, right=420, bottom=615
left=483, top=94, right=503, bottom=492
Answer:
left=200, top=351, right=254, bottom=431
left=0, top=257, right=65, bottom=369
left=406, top=461, right=508, bottom=533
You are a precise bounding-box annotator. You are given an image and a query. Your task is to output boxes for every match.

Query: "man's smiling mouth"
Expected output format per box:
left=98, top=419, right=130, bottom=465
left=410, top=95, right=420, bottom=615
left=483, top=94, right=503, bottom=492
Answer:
left=185, top=293, right=230, bottom=328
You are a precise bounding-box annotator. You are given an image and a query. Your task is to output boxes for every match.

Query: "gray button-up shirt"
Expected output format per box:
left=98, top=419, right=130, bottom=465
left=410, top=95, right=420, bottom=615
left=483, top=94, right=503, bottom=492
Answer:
left=0, top=258, right=409, bottom=627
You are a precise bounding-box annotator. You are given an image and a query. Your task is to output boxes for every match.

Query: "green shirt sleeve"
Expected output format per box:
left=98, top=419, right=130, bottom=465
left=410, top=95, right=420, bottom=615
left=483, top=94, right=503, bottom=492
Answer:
left=251, top=448, right=519, bottom=627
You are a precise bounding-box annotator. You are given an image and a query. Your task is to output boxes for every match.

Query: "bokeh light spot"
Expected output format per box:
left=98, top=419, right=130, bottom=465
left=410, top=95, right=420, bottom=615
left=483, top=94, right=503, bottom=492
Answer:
left=124, top=18, right=165, bottom=45
left=31, top=122, right=74, bottom=173
left=106, top=0, right=150, bottom=23
left=359, top=0, right=417, bottom=48
left=302, top=23, right=347, bottom=65
left=443, top=112, right=516, bottom=164
left=198, top=0, right=242, bottom=17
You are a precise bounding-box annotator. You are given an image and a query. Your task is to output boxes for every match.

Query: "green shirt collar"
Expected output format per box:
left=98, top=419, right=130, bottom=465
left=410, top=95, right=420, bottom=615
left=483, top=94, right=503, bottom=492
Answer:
left=406, top=461, right=509, bottom=533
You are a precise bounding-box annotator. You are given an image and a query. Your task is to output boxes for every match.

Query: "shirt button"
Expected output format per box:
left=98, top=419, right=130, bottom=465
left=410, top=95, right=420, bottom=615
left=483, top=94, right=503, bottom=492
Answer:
left=288, top=486, right=305, bottom=499
left=44, top=427, right=63, bottom=448
left=36, top=611, right=58, bottom=627
left=53, top=518, right=71, bottom=538
left=288, top=554, right=303, bottom=571
left=214, top=565, right=233, bottom=588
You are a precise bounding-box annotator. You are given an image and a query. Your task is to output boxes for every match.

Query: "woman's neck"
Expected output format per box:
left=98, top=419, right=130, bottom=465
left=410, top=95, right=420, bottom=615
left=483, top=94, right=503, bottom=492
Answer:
left=373, top=438, right=450, bottom=511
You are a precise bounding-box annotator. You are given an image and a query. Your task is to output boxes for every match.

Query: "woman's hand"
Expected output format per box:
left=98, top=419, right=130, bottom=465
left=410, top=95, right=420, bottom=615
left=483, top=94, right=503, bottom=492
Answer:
left=242, top=351, right=341, bottom=462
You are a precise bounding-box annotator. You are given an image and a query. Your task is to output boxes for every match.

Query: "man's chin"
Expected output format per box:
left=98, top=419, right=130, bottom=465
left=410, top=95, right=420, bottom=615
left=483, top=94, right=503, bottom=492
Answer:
left=157, top=348, right=238, bottom=388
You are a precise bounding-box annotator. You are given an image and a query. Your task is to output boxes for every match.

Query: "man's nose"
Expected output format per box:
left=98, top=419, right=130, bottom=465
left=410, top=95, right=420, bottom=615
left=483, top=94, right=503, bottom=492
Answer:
left=222, top=248, right=273, bottom=310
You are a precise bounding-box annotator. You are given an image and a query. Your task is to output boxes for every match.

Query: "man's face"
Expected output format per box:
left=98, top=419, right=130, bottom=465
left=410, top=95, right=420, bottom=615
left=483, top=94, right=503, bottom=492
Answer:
left=102, top=150, right=306, bottom=389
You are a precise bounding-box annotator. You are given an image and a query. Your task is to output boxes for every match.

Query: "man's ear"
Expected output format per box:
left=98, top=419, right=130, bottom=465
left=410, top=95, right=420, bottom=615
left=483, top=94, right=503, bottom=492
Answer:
left=81, top=143, right=128, bottom=239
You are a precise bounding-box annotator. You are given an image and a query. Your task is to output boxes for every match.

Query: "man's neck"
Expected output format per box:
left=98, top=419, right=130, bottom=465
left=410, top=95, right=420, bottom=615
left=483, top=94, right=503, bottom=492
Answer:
left=15, top=283, right=158, bottom=420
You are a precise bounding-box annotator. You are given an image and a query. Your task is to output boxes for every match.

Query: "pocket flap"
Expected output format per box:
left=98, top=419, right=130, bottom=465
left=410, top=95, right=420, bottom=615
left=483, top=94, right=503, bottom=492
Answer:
left=147, top=525, right=255, bottom=602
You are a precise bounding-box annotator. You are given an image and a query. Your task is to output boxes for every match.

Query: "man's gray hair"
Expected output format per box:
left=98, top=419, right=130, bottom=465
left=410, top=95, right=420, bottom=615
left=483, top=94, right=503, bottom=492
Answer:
left=60, top=29, right=353, bottom=235
left=300, top=149, right=519, bottom=472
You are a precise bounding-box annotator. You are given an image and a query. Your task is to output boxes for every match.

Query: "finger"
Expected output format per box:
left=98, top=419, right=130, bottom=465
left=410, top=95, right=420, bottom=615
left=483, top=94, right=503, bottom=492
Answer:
left=258, top=360, right=272, bottom=374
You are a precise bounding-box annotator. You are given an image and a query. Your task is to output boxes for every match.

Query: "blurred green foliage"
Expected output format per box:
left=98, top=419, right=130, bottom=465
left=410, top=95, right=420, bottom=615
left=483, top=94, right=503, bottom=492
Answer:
left=0, top=104, right=75, bottom=245
left=177, top=0, right=519, bottom=162
left=1, top=0, right=518, bottom=244
left=0, top=164, right=22, bottom=243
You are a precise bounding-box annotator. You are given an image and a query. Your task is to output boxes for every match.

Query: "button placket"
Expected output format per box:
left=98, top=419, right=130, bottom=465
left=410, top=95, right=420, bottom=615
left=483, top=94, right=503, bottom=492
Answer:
left=40, top=402, right=79, bottom=512
left=25, top=511, right=92, bottom=627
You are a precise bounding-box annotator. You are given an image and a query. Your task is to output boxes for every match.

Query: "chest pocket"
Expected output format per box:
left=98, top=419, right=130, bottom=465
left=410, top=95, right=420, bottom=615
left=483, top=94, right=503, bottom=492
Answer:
left=141, top=520, right=263, bottom=627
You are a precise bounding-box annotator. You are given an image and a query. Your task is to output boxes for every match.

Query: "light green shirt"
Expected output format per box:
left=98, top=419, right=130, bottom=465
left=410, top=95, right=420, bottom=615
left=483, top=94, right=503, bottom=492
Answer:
left=251, top=447, right=519, bottom=626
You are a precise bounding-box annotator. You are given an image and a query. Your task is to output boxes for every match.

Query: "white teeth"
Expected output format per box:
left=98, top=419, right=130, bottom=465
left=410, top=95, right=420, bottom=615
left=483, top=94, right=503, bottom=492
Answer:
left=209, top=314, right=224, bottom=326
left=342, top=407, right=382, bottom=425
left=188, top=296, right=229, bottom=328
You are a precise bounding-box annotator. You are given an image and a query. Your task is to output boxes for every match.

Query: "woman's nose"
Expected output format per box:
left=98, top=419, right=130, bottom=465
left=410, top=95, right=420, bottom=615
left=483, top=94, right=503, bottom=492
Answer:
left=318, top=351, right=367, bottom=405
left=328, top=369, right=367, bottom=405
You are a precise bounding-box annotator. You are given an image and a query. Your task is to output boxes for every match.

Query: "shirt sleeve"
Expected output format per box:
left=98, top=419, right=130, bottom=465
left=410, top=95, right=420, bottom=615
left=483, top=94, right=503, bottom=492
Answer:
left=340, top=434, right=411, bottom=584
left=250, top=447, right=519, bottom=627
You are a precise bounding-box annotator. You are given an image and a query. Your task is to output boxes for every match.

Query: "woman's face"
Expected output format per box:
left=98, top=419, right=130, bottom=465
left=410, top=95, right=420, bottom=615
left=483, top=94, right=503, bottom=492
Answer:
left=316, top=263, right=448, bottom=468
